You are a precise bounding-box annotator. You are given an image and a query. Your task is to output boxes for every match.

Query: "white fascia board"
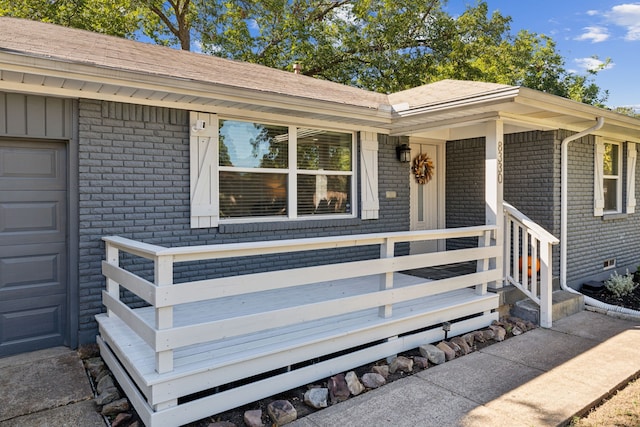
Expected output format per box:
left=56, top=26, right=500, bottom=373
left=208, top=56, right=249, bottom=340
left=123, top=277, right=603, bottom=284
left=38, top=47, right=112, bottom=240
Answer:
left=0, top=78, right=390, bottom=134
left=517, top=88, right=640, bottom=130
left=390, top=87, right=521, bottom=117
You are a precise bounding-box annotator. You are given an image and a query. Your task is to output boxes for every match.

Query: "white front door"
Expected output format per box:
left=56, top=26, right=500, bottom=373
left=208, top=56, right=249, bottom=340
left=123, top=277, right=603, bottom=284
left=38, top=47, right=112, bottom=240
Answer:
left=410, top=140, right=445, bottom=254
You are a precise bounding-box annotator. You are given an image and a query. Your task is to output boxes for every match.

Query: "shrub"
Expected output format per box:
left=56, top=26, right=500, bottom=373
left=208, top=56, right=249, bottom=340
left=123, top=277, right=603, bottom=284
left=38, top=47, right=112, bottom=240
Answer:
left=605, top=270, right=638, bottom=298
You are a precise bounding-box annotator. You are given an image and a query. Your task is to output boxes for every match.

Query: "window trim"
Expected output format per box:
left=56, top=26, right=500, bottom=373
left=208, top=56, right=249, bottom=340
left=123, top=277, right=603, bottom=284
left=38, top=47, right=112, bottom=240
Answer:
left=214, top=116, right=358, bottom=225
left=595, top=138, right=636, bottom=217
left=627, top=142, right=637, bottom=214
left=602, top=140, right=622, bottom=214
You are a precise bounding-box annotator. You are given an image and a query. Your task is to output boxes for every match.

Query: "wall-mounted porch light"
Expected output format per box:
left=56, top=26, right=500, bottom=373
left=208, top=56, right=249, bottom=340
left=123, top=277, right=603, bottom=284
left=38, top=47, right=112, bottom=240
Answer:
left=396, top=144, right=411, bottom=162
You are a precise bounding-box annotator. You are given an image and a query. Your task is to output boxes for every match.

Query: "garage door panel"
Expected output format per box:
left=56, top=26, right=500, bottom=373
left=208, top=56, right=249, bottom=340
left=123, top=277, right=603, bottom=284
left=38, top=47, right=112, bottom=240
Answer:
left=0, top=143, right=65, bottom=190
left=0, top=140, right=67, bottom=356
left=0, top=194, right=66, bottom=245
left=0, top=244, right=66, bottom=298
left=0, top=294, right=65, bottom=355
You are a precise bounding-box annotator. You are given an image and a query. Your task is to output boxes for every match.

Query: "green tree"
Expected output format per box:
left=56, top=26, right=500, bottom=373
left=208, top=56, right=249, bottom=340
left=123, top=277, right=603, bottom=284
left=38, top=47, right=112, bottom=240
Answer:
left=613, top=106, right=640, bottom=118
left=197, top=0, right=609, bottom=104
left=0, top=0, right=140, bottom=36
left=427, top=3, right=609, bottom=105
left=135, top=0, right=196, bottom=50
left=0, top=0, right=610, bottom=106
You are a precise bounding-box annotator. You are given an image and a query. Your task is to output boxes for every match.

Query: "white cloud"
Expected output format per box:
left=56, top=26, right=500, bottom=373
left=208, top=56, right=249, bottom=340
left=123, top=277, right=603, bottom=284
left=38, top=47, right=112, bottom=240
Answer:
left=191, top=39, right=203, bottom=54
left=575, top=26, right=610, bottom=42
left=605, top=3, right=640, bottom=41
left=574, top=57, right=615, bottom=72
left=248, top=19, right=260, bottom=32
left=586, top=10, right=600, bottom=16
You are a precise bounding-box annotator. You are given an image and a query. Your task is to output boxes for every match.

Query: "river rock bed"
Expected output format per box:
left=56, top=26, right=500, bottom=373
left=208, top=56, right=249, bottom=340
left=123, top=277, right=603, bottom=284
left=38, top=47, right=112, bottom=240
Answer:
left=79, top=316, right=535, bottom=427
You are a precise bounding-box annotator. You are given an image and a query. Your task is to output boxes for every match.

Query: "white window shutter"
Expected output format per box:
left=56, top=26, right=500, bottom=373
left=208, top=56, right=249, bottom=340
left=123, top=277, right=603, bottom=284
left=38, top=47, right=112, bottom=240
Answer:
left=627, top=142, right=637, bottom=214
left=190, top=111, right=219, bottom=228
left=594, top=137, right=605, bottom=217
left=360, top=132, right=379, bottom=220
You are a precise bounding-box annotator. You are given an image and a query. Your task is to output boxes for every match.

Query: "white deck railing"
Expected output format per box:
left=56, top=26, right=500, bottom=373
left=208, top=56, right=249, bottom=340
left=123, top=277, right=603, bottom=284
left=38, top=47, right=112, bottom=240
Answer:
left=102, top=226, right=499, bottom=375
left=99, top=226, right=503, bottom=426
left=503, top=202, right=560, bottom=327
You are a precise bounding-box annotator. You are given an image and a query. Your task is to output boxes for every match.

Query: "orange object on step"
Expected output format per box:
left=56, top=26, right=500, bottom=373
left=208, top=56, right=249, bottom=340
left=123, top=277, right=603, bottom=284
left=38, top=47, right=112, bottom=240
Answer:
left=518, top=256, right=540, bottom=277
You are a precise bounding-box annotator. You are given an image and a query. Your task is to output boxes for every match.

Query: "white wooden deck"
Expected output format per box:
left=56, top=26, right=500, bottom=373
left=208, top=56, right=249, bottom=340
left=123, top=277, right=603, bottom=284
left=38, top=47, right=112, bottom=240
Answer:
left=97, top=228, right=501, bottom=427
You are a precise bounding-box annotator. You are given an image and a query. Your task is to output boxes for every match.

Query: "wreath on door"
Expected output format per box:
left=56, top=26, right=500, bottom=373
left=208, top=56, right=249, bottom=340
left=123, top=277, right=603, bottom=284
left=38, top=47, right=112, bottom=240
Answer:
left=411, top=153, right=434, bottom=185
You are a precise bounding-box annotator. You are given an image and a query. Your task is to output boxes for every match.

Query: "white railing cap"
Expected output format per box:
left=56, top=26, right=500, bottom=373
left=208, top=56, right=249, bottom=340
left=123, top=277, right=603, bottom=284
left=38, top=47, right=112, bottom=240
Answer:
left=503, top=202, right=559, bottom=244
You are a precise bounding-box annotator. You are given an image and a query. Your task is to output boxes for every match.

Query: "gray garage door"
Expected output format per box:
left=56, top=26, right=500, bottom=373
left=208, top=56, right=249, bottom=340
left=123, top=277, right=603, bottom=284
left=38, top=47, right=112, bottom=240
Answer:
left=0, top=140, right=67, bottom=357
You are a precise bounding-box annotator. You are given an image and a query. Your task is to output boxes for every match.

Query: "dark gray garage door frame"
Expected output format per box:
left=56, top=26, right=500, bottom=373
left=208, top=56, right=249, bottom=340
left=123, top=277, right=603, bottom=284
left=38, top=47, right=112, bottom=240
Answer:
left=0, top=93, right=79, bottom=357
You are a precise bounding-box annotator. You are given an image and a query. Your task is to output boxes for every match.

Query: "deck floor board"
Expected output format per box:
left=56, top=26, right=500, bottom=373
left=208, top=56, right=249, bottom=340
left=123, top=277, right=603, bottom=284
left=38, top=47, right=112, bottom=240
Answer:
left=98, top=273, right=496, bottom=387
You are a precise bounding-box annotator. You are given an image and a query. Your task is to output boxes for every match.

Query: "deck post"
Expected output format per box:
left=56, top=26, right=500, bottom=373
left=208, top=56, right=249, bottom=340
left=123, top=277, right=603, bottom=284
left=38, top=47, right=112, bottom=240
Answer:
left=105, top=242, right=119, bottom=317
left=485, top=119, right=504, bottom=289
left=155, top=254, right=175, bottom=375
left=475, top=230, right=491, bottom=296
left=379, top=238, right=394, bottom=318
left=539, top=240, right=553, bottom=328
left=503, top=212, right=512, bottom=284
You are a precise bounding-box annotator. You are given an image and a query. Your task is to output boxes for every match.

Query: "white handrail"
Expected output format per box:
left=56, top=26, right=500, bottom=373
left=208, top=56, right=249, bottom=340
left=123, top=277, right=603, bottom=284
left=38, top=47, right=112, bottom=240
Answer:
left=503, top=202, right=559, bottom=327
left=503, top=202, right=559, bottom=244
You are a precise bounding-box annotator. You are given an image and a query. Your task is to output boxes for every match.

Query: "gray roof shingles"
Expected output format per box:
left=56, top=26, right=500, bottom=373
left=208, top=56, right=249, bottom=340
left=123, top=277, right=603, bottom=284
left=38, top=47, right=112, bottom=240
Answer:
left=0, top=17, right=388, bottom=109
left=0, top=17, right=518, bottom=113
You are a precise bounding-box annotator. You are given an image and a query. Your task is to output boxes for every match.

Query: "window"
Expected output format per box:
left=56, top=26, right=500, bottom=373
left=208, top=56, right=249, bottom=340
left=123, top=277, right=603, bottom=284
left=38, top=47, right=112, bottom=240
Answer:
left=190, top=112, right=362, bottom=226
left=594, top=139, right=637, bottom=216
left=296, top=128, right=353, bottom=216
left=602, top=142, right=621, bottom=212
left=218, top=120, right=290, bottom=219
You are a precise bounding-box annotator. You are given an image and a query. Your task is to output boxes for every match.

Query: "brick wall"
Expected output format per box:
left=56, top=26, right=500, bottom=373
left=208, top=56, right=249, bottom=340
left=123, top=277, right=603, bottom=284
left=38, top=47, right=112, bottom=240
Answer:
left=77, top=100, right=410, bottom=342
left=446, top=129, right=640, bottom=290
left=445, top=137, right=485, bottom=250
left=563, top=131, right=640, bottom=288
left=446, top=131, right=561, bottom=279
left=503, top=130, right=561, bottom=279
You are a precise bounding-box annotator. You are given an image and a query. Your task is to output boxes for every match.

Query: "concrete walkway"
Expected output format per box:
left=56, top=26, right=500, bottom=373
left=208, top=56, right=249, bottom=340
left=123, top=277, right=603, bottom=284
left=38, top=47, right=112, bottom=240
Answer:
left=0, top=346, right=104, bottom=427
left=293, top=310, right=640, bottom=427
left=0, top=310, right=638, bottom=427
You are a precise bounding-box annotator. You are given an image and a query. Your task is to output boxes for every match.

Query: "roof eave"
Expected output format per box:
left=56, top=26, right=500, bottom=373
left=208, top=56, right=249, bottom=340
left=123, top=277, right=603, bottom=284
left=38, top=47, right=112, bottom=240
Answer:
left=0, top=51, right=394, bottom=132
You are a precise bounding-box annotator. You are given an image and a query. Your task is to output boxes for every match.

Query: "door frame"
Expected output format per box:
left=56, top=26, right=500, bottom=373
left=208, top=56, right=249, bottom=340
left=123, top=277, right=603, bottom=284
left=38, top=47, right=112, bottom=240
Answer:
left=409, top=137, right=446, bottom=252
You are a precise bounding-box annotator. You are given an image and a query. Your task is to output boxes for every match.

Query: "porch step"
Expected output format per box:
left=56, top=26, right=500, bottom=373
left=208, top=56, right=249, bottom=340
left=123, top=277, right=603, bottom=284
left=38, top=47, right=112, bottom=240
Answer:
left=510, top=290, right=584, bottom=325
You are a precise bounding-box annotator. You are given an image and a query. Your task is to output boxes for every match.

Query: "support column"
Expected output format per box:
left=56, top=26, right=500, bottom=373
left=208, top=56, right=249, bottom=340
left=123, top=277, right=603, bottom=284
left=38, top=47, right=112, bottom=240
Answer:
left=484, top=119, right=504, bottom=289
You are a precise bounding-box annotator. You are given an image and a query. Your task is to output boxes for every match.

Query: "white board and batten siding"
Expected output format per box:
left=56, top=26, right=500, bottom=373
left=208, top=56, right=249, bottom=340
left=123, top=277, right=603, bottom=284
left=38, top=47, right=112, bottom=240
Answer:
left=190, top=112, right=219, bottom=228
left=360, top=131, right=379, bottom=220
left=627, top=142, right=636, bottom=214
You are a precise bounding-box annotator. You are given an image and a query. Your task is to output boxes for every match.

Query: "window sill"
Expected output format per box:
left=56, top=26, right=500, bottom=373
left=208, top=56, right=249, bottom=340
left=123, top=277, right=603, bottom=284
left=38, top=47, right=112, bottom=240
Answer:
left=601, top=213, right=628, bottom=221
left=218, top=217, right=362, bottom=234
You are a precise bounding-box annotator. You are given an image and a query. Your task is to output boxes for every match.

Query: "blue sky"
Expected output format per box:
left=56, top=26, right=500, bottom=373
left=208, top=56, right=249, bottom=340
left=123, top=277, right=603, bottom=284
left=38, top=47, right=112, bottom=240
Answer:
left=443, top=1, right=640, bottom=110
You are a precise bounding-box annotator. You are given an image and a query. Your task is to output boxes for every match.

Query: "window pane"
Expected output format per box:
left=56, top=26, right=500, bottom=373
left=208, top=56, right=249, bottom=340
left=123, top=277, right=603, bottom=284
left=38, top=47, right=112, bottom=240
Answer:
left=220, top=172, right=287, bottom=218
left=603, top=143, right=619, bottom=175
left=603, top=178, right=618, bottom=211
left=219, top=120, right=288, bottom=168
left=297, top=174, right=351, bottom=215
left=297, top=129, right=352, bottom=171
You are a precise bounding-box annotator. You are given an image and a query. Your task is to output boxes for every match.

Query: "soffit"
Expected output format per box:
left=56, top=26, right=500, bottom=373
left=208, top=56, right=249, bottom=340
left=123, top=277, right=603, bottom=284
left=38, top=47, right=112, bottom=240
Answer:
left=390, top=88, right=640, bottom=143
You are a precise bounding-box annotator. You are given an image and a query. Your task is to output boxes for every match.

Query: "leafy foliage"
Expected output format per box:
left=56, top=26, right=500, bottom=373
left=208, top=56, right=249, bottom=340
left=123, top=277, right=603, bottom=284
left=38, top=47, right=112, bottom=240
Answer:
left=0, top=0, right=610, bottom=105
left=0, top=0, right=140, bottom=36
left=605, top=270, right=638, bottom=298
